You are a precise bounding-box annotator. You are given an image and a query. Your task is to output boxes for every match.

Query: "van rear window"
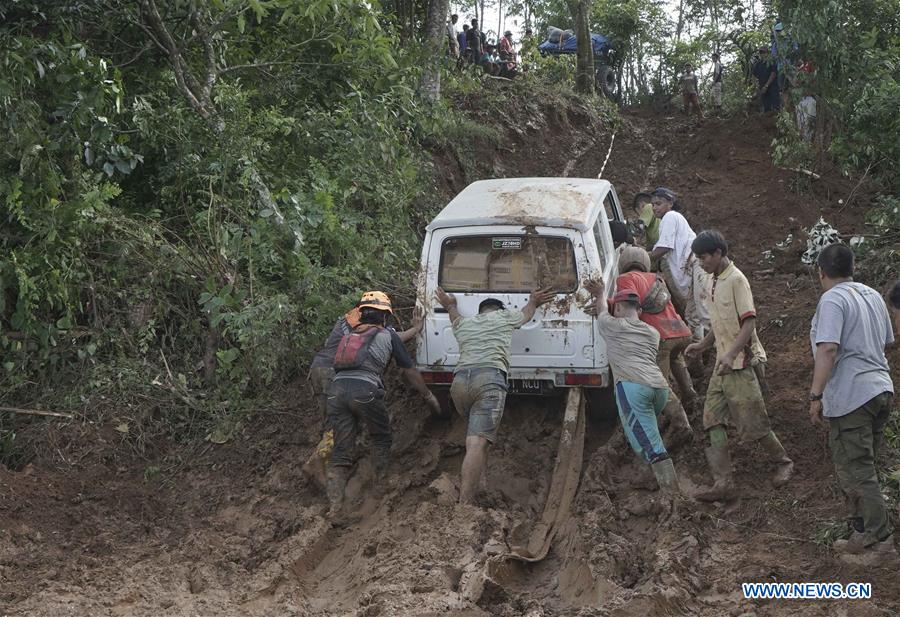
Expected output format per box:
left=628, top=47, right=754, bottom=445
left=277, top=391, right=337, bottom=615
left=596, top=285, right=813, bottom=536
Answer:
left=439, top=235, right=577, bottom=292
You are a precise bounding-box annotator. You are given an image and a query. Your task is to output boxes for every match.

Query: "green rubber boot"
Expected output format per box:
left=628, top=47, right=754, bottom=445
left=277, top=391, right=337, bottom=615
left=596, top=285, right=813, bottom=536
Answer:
left=697, top=445, right=735, bottom=502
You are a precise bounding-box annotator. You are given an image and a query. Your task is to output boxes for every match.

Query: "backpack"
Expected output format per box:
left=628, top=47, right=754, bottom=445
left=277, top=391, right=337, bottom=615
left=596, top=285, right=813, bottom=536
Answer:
left=641, top=275, right=672, bottom=314
left=333, top=325, right=383, bottom=371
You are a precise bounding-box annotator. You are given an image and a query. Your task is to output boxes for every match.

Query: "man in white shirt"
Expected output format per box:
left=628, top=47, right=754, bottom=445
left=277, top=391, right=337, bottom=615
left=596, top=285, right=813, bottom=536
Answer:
left=648, top=187, right=710, bottom=343
left=447, top=14, right=460, bottom=58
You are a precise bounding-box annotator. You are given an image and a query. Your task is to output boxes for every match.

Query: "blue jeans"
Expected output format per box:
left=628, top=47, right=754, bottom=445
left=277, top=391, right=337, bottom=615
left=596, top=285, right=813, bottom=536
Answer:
left=450, top=368, right=508, bottom=442
left=616, top=381, right=670, bottom=463
left=327, top=378, right=391, bottom=472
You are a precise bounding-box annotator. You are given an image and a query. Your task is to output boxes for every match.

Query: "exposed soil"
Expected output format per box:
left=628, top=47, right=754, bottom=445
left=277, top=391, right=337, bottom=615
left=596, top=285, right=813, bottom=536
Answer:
left=2, top=102, right=899, bottom=616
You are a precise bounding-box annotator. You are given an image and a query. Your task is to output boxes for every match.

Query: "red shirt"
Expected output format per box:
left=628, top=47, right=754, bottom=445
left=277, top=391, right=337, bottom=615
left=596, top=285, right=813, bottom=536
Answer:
left=615, top=272, right=691, bottom=340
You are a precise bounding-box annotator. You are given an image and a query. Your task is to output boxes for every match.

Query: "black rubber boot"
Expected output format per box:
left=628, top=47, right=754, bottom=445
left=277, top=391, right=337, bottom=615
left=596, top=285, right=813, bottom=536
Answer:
left=326, top=466, right=349, bottom=518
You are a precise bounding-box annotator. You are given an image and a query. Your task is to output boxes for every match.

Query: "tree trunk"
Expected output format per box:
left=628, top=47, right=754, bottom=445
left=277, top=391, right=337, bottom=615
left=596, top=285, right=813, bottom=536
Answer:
left=497, top=0, right=502, bottom=43
left=675, top=0, right=685, bottom=42
left=420, top=0, right=449, bottom=103
left=566, top=0, right=594, bottom=94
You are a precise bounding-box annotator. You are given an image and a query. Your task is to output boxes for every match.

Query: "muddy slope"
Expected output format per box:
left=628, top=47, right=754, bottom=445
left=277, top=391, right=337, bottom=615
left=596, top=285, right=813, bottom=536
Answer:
left=2, top=106, right=899, bottom=617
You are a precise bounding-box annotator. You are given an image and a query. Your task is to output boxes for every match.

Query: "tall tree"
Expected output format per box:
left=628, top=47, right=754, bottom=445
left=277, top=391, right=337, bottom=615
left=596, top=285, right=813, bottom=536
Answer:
left=421, top=0, right=450, bottom=102
left=566, top=0, right=594, bottom=93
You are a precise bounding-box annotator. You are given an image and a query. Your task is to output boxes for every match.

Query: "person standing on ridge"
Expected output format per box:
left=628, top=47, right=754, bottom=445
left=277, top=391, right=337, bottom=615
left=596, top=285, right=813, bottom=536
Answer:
left=458, top=24, right=469, bottom=68
left=809, top=244, right=896, bottom=565
left=584, top=277, right=681, bottom=496
left=680, top=63, right=703, bottom=121
left=324, top=292, right=440, bottom=518
left=434, top=286, right=555, bottom=504
left=752, top=47, right=780, bottom=112
left=466, top=18, right=483, bottom=64
left=686, top=231, right=794, bottom=501
left=447, top=14, right=460, bottom=58
left=711, top=53, right=724, bottom=114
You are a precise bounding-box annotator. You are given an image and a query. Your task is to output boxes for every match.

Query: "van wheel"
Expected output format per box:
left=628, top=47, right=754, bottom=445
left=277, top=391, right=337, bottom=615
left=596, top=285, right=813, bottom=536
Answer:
left=585, top=386, right=617, bottom=421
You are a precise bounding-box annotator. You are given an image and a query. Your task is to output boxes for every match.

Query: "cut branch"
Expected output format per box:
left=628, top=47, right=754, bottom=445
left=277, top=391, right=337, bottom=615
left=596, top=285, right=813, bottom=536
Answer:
left=0, top=406, right=75, bottom=419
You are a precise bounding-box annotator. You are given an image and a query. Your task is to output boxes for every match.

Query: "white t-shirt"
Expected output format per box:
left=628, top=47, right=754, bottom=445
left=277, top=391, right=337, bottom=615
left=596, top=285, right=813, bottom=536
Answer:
left=654, top=211, right=696, bottom=296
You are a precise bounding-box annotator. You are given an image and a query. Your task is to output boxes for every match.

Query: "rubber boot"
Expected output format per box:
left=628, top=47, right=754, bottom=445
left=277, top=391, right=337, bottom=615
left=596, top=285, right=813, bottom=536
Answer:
left=651, top=458, right=679, bottom=494
left=758, top=432, right=794, bottom=487
left=326, top=466, right=349, bottom=518
left=371, top=453, right=390, bottom=498
left=696, top=445, right=735, bottom=502
left=671, top=360, right=698, bottom=413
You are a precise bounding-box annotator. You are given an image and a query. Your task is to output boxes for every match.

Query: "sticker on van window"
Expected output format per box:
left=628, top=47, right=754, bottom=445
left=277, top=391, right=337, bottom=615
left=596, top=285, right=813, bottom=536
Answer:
left=492, top=237, right=523, bottom=250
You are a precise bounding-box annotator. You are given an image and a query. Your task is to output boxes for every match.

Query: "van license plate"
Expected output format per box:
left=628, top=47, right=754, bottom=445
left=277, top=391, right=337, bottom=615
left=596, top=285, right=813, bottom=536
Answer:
left=509, top=379, right=548, bottom=395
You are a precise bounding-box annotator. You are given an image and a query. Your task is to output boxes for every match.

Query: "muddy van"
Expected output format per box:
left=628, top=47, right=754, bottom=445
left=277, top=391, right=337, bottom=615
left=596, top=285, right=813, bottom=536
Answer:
left=417, top=177, right=624, bottom=399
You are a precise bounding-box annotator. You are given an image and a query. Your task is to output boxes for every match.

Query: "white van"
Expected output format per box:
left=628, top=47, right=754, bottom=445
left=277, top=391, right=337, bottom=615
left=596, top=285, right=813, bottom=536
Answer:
left=416, top=177, right=624, bottom=397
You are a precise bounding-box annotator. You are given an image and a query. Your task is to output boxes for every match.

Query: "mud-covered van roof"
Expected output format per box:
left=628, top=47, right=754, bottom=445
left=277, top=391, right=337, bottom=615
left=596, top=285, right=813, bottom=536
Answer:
left=426, top=178, right=613, bottom=233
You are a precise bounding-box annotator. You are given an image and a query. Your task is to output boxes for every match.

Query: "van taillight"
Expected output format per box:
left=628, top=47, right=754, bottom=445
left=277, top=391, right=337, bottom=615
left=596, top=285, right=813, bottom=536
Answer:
left=422, top=371, right=454, bottom=384
left=564, top=374, right=604, bottom=386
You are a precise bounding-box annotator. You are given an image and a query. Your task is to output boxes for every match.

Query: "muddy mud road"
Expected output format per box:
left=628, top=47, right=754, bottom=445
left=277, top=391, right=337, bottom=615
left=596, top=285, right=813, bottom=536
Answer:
left=2, top=111, right=899, bottom=616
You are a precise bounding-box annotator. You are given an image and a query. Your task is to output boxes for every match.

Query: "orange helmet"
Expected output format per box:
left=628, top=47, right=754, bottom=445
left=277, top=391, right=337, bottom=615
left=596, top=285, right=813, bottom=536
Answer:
left=358, top=291, right=393, bottom=314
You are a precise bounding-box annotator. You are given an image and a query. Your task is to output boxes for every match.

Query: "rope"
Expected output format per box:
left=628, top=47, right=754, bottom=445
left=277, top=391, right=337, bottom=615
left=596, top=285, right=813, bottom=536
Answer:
left=597, top=133, right=616, bottom=178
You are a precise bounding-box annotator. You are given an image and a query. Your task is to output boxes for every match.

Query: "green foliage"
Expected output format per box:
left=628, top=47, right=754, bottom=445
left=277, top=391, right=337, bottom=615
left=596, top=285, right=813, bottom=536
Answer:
left=852, top=194, right=900, bottom=285
left=0, top=427, right=29, bottom=470
left=783, top=0, right=900, bottom=189
left=0, top=1, right=455, bottom=437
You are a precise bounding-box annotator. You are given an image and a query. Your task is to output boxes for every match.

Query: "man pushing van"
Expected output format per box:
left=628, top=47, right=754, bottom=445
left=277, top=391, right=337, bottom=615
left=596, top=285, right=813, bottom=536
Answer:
left=434, top=286, right=556, bottom=504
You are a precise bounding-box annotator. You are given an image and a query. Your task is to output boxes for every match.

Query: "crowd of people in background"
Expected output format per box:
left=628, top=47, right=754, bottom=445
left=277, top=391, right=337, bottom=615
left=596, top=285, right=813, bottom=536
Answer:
left=446, top=14, right=536, bottom=79
left=677, top=21, right=817, bottom=139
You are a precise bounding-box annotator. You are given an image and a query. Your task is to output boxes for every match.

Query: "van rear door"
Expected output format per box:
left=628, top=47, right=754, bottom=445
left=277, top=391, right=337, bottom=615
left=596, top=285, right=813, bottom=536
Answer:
left=422, top=226, right=595, bottom=370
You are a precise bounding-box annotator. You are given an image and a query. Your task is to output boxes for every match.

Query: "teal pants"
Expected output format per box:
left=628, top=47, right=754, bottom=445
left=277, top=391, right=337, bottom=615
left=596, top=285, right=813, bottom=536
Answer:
left=615, top=381, right=670, bottom=463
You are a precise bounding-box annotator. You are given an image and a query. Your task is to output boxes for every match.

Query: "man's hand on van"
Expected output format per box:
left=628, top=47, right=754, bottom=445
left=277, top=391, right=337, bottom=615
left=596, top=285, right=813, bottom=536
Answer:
left=434, top=287, right=457, bottom=308
left=520, top=287, right=555, bottom=325
left=529, top=287, right=556, bottom=306
left=434, top=287, right=461, bottom=322
left=399, top=306, right=425, bottom=343
left=583, top=278, right=605, bottom=298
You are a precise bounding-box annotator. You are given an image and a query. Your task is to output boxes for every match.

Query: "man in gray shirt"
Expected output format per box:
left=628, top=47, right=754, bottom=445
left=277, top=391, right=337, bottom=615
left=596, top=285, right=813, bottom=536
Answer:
left=809, top=244, right=896, bottom=565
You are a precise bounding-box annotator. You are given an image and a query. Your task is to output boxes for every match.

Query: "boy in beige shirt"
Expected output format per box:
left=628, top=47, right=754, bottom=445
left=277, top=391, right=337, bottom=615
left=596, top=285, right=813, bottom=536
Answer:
left=686, top=231, right=793, bottom=501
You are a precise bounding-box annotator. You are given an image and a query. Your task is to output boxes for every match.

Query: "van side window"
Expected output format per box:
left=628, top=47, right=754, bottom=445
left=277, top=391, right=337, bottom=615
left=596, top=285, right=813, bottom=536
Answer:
left=604, top=193, right=620, bottom=222
left=592, top=222, right=608, bottom=271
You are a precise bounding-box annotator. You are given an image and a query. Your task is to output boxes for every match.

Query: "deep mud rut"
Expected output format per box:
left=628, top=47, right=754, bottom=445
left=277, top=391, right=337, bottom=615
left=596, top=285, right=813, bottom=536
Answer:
left=2, top=110, right=899, bottom=616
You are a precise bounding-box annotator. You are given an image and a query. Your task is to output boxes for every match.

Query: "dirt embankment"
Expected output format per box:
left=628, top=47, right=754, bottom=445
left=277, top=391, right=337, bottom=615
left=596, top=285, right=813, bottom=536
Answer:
left=2, top=99, right=899, bottom=617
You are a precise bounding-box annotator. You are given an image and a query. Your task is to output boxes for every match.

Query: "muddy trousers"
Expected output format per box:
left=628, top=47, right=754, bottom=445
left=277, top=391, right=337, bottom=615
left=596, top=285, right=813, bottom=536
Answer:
left=662, top=258, right=710, bottom=343
left=309, top=366, right=335, bottom=426
left=657, top=335, right=697, bottom=404
left=615, top=381, right=670, bottom=464
left=326, top=378, right=392, bottom=475
left=828, top=392, right=894, bottom=544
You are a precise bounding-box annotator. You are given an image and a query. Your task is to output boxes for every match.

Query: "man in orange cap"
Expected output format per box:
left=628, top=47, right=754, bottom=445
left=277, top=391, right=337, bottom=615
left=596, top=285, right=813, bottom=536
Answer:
left=303, top=292, right=424, bottom=489
left=323, top=291, right=440, bottom=518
